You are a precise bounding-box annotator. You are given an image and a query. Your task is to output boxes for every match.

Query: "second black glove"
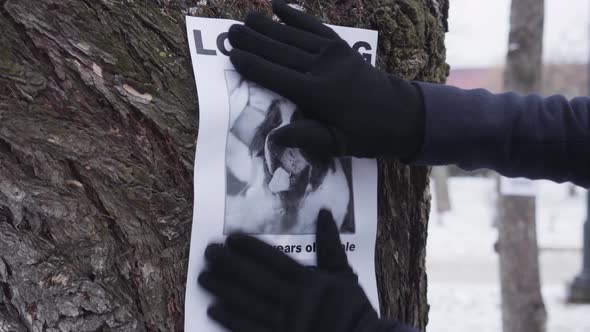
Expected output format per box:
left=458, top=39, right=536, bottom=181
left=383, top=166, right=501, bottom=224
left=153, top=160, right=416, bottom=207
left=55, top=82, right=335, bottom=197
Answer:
left=198, top=210, right=415, bottom=332
left=227, top=0, right=425, bottom=160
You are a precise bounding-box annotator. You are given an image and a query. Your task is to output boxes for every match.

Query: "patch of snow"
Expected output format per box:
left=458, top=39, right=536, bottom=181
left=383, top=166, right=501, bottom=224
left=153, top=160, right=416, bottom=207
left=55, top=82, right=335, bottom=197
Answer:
left=427, top=177, right=589, bottom=332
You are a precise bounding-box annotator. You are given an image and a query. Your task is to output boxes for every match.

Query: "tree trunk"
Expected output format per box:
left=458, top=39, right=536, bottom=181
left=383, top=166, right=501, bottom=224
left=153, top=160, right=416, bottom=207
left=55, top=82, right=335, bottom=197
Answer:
left=432, top=166, right=451, bottom=214
left=568, top=184, right=578, bottom=197
left=0, top=0, right=448, bottom=331
left=497, top=0, right=547, bottom=331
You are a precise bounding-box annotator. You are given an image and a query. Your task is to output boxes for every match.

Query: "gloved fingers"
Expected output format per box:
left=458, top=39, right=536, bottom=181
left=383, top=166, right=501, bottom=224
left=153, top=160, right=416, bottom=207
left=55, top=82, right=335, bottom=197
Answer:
left=199, top=271, right=280, bottom=327
left=270, top=120, right=344, bottom=157
left=272, top=0, right=337, bottom=39
left=208, top=303, right=273, bottom=332
left=316, top=209, right=355, bottom=275
left=226, top=233, right=307, bottom=280
left=204, top=244, right=292, bottom=305
left=230, top=49, right=309, bottom=102
left=228, top=24, right=314, bottom=73
left=244, top=12, right=327, bottom=53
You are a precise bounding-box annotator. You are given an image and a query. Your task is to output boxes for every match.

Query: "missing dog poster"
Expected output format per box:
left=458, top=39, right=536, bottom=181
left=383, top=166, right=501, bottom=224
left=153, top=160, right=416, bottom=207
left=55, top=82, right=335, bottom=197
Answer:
left=185, top=16, right=379, bottom=331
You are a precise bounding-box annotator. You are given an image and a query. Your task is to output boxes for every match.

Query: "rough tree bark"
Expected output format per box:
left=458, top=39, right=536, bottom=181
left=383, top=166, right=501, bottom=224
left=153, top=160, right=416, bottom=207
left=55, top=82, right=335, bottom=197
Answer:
left=0, top=0, right=448, bottom=331
left=497, top=0, right=547, bottom=331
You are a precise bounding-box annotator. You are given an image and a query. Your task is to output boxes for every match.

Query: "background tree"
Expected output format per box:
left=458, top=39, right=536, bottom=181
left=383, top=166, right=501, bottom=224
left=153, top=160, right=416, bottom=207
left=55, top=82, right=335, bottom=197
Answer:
left=497, top=0, right=547, bottom=331
left=432, top=166, right=451, bottom=216
left=0, top=0, right=448, bottom=330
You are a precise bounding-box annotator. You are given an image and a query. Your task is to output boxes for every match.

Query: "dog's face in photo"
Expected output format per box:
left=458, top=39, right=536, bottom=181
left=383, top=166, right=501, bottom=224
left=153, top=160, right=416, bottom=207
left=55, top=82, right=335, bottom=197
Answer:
left=250, top=99, right=335, bottom=230
left=223, top=75, right=353, bottom=235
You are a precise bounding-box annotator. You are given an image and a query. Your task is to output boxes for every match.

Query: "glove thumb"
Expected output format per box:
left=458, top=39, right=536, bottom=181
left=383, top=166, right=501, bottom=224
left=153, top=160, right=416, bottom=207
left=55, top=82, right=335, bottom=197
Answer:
left=270, top=119, right=344, bottom=156
left=316, top=209, right=354, bottom=276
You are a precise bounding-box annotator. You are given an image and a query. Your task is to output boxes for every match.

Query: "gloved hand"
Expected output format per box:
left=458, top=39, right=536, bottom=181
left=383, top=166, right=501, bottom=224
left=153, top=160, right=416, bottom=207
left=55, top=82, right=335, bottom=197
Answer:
left=199, top=210, right=415, bottom=332
left=227, top=0, right=425, bottom=160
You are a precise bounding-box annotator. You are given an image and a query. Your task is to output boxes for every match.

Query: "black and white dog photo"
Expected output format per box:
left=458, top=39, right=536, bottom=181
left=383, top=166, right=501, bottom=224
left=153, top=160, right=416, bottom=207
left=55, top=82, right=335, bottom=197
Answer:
left=223, top=71, right=355, bottom=234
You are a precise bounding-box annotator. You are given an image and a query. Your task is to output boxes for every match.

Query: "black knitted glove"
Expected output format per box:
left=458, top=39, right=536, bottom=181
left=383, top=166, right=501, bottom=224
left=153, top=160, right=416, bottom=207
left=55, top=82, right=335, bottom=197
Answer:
left=227, top=0, right=425, bottom=160
left=199, top=210, right=417, bottom=332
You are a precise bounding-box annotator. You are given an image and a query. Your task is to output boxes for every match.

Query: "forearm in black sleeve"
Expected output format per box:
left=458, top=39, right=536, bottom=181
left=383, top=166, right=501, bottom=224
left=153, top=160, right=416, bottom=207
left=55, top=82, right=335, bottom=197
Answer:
left=412, top=82, right=590, bottom=188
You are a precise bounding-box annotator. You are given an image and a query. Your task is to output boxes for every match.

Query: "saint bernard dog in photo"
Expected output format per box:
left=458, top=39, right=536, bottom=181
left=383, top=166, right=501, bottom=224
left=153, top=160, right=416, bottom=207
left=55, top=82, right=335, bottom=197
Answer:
left=223, top=71, right=355, bottom=234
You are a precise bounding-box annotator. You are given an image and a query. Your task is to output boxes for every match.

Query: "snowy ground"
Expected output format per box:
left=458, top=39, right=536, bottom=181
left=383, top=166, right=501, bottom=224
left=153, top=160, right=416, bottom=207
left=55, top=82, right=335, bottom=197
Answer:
left=426, top=177, right=590, bottom=332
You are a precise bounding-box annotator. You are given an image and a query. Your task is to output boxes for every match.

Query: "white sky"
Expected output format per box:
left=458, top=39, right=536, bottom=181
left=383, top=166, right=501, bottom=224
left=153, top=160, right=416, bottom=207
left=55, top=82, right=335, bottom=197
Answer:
left=446, top=0, right=590, bottom=68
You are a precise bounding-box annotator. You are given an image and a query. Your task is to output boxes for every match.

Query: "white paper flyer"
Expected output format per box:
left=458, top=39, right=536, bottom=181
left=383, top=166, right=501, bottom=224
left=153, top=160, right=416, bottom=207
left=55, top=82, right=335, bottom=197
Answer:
left=184, top=16, right=379, bottom=331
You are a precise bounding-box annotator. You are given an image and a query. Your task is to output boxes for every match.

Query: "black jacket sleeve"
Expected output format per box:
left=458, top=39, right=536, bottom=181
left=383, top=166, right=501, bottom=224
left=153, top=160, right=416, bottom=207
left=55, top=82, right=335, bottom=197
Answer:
left=413, top=82, right=590, bottom=188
